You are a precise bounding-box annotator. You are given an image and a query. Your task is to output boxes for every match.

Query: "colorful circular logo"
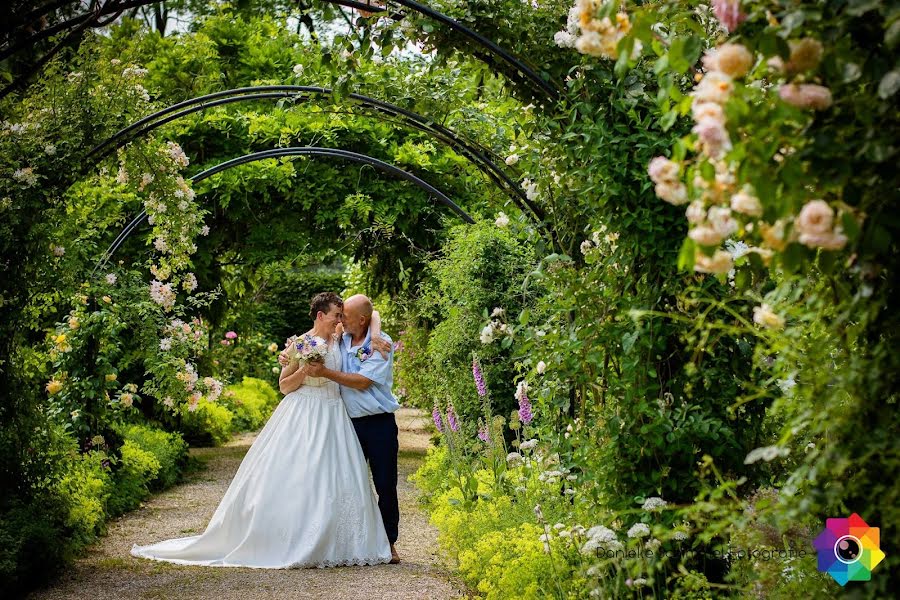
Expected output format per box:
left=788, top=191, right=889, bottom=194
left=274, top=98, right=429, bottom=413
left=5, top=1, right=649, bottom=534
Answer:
left=813, top=513, right=885, bottom=586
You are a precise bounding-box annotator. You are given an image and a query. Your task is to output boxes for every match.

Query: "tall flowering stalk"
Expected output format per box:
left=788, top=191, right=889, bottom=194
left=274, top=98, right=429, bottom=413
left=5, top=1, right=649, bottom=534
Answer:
left=516, top=380, right=534, bottom=425
left=472, top=354, right=487, bottom=397
left=477, top=419, right=490, bottom=443
left=432, top=402, right=444, bottom=433
left=446, top=402, right=460, bottom=432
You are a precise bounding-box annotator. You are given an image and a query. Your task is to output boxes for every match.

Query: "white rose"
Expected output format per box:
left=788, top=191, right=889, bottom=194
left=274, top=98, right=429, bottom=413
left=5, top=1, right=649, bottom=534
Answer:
left=480, top=324, right=495, bottom=344
left=689, top=225, right=724, bottom=246
left=655, top=182, right=689, bottom=205
left=647, top=156, right=679, bottom=184
left=495, top=212, right=510, bottom=228
left=536, top=360, right=546, bottom=374
left=691, top=101, right=725, bottom=125
left=731, top=190, right=762, bottom=217
left=692, top=72, right=734, bottom=104
left=799, top=231, right=848, bottom=250
left=708, top=206, right=738, bottom=237
left=686, top=201, right=706, bottom=224
left=694, top=250, right=734, bottom=274
left=753, top=304, right=785, bottom=329
left=505, top=154, right=519, bottom=166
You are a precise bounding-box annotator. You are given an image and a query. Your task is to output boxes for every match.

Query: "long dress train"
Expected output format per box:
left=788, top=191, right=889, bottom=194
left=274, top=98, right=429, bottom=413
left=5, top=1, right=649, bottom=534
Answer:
left=130, top=341, right=392, bottom=568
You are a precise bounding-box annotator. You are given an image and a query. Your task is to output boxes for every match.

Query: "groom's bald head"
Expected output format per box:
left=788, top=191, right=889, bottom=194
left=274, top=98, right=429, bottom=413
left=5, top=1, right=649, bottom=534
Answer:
left=342, top=294, right=373, bottom=337
left=344, top=294, right=373, bottom=318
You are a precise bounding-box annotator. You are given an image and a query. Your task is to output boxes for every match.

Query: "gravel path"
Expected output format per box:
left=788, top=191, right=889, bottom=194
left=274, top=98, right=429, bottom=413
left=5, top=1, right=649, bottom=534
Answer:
left=29, top=408, right=465, bottom=600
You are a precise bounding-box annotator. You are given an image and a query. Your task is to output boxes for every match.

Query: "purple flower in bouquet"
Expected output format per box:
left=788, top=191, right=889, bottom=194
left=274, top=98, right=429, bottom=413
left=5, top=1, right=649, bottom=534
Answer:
left=472, top=356, right=487, bottom=397
left=447, top=403, right=460, bottom=432
left=292, top=333, right=329, bottom=364
left=432, top=403, right=444, bottom=433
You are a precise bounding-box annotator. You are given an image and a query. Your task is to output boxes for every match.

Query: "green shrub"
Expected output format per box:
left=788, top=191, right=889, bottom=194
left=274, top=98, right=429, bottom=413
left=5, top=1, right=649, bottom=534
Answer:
left=178, top=400, right=234, bottom=447
left=118, top=423, right=188, bottom=489
left=458, top=523, right=559, bottom=600
left=55, top=449, right=111, bottom=546
left=0, top=496, right=70, bottom=596
left=412, top=222, right=538, bottom=425
left=106, top=440, right=160, bottom=517
left=221, top=377, right=280, bottom=431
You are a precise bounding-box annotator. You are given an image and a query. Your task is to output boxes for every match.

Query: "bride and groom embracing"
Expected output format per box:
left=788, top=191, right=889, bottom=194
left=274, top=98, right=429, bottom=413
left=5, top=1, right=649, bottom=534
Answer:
left=131, top=292, right=402, bottom=568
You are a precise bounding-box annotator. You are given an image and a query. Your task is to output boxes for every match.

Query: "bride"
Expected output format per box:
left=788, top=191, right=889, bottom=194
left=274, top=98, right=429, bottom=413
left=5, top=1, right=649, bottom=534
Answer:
left=131, top=292, right=393, bottom=568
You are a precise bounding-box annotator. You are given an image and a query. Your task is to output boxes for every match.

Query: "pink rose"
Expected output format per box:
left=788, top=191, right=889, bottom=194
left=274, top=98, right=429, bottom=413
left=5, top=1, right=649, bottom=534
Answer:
left=795, top=200, right=834, bottom=235
left=712, top=0, right=746, bottom=33
left=799, top=231, right=848, bottom=250
left=693, top=119, right=732, bottom=159
left=225, top=331, right=238, bottom=339
left=648, top=156, right=679, bottom=184
left=779, top=84, right=833, bottom=110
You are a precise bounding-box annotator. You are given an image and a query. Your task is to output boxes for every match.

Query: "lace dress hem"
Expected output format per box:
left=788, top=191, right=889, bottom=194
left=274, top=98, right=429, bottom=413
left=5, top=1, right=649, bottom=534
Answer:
left=130, top=544, right=392, bottom=569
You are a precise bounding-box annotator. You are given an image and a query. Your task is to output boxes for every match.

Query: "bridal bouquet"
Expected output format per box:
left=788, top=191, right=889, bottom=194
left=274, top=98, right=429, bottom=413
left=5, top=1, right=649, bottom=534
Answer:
left=285, top=333, right=328, bottom=365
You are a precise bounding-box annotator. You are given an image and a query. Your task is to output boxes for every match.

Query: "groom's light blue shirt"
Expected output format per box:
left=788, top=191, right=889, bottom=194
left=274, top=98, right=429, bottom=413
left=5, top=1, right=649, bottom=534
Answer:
left=340, top=327, right=400, bottom=418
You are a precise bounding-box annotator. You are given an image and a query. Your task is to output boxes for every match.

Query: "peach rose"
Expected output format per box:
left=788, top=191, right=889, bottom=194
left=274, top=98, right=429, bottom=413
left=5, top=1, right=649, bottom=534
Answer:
left=694, top=250, right=734, bottom=274
left=702, top=43, right=754, bottom=79
left=731, top=190, right=763, bottom=217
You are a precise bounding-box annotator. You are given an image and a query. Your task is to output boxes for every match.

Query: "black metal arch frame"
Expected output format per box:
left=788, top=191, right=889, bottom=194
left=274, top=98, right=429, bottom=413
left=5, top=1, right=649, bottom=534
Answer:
left=93, top=146, right=474, bottom=274
left=2, top=0, right=560, bottom=101
left=85, top=85, right=545, bottom=223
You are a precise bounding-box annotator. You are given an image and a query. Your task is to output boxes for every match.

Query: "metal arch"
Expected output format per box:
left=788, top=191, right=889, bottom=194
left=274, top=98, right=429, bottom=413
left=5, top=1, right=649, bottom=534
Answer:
left=92, top=146, right=474, bottom=274
left=2, top=0, right=560, bottom=101
left=84, top=85, right=546, bottom=223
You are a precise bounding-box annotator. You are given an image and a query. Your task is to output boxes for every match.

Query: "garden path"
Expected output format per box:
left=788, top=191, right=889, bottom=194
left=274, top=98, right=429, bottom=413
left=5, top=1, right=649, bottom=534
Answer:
left=29, top=408, right=464, bottom=600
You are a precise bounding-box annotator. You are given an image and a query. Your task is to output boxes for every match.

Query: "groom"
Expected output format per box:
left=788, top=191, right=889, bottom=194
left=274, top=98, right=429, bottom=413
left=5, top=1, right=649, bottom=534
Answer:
left=304, top=294, right=402, bottom=564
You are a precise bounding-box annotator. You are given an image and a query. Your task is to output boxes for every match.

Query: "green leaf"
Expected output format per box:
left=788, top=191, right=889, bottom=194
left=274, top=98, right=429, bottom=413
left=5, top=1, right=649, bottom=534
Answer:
left=842, top=213, right=861, bottom=241
left=677, top=238, right=696, bottom=271
left=669, top=36, right=702, bottom=73
left=846, top=0, right=880, bottom=16
left=886, top=19, right=900, bottom=49
left=758, top=31, right=790, bottom=59
left=660, top=110, right=678, bottom=131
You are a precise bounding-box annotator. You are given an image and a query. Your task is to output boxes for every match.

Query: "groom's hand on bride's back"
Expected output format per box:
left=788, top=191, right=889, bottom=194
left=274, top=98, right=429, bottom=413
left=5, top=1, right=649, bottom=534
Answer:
left=371, top=335, right=391, bottom=359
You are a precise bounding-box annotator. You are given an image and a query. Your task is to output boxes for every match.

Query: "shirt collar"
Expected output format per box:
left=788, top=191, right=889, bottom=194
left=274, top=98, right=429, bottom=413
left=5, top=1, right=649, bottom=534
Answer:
left=343, top=327, right=372, bottom=353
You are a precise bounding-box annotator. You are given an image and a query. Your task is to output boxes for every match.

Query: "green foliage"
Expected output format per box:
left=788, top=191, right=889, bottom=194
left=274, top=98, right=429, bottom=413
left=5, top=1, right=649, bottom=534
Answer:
left=178, top=400, right=235, bottom=447
left=220, top=377, right=281, bottom=432
left=116, top=423, right=188, bottom=490
left=245, top=266, right=346, bottom=345
left=408, top=222, right=538, bottom=425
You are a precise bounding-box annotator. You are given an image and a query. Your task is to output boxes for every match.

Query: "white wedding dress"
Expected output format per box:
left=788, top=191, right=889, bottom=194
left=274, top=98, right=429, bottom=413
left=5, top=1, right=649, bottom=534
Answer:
left=130, top=341, right=392, bottom=568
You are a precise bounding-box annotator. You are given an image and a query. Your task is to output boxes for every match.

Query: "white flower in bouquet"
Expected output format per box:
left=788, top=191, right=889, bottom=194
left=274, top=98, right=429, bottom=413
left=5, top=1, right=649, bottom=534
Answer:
left=287, top=333, right=329, bottom=365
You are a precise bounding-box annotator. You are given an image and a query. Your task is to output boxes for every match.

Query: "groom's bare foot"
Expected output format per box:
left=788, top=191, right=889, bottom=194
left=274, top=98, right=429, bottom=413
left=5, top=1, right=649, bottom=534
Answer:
left=389, top=544, right=401, bottom=564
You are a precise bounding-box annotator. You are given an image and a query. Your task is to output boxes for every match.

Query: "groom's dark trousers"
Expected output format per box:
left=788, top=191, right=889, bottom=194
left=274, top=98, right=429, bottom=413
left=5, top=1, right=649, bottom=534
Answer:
left=351, top=411, right=400, bottom=544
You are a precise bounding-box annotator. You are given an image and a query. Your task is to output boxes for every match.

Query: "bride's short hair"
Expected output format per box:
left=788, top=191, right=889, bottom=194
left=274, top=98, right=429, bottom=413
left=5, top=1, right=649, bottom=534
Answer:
left=309, top=292, right=343, bottom=320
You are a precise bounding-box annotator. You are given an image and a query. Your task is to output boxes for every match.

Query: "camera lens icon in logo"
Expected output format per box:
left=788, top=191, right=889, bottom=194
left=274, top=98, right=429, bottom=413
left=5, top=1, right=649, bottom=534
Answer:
left=813, top=513, right=885, bottom=586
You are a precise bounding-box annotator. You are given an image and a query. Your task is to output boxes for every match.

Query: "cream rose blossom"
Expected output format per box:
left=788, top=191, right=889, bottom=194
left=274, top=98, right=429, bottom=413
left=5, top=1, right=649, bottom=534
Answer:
left=753, top=304, right=785, bottom=329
